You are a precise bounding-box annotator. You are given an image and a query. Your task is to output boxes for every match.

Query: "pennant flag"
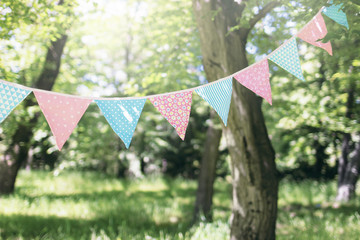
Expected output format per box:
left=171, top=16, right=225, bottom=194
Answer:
left=195, top=77, right=232, bottom=125
left=34, top=91, right=92, bottom=150
left=234, top=59, right=272, bottom=105
left=0, top=82, right=31, bottom=123
left=268, top=38, right=305, bottom=81
left=298, top=13, right=332, bottom=55
left=322, top=4, right=349, bottom=29
left=150, top=91, right=193, bottom=140
left=95, top=98, right=146, bottom=148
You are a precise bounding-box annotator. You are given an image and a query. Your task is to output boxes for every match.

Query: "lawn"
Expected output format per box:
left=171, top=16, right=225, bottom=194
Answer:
left=0, top=171, right=359, bottom=240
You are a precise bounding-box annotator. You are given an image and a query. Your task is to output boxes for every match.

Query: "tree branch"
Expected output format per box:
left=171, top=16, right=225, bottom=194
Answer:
left=248, top=1, right=280, bottom=30
left=237, top=1, right=248, bottom=18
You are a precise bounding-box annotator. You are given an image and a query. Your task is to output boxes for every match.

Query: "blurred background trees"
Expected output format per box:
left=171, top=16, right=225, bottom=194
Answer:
left=0, top=0, right=359, bottom=239
left=0, top=0, right=358, bottom=211
left=262, top=0, right=360, bottom=202
left=0, top=0, right=71, bottom=194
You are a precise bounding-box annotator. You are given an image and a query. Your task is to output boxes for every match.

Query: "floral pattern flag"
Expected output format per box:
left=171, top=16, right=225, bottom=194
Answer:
left=234, top=59, right=272, bottom=105
left=150, top=91, right=193, bottom=140
left=298, top=13, right=332, bottom=55
left=34, top=91, right=92, bottom=150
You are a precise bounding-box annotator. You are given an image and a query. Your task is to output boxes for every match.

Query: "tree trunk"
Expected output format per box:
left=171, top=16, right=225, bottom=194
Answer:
left=336, top=86, right=360, bottom=201
left=0, top=34, right=67, bottom=195
left=312, top=138, right=327, bottom=179
left=0, top=151, right=23, bottom=194
left=0, top=120, right=36, bottom=194
left=0, top=162, right=19, bottom=194
left=193, top=109, right=222, bottom=223
left=192, top=1, right=278, bottom=239
left=336, top=134, right=360, bottom=201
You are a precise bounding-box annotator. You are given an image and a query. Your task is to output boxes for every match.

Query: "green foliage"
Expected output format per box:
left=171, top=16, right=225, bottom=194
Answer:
left=0, top=0, right=73, bottom=40
left=50, top=0, right=223, bottom=178
left=259, top=0, right=360, bottom=177
left=0, top=171, right=359, bottom=239
left=0, top=0, right=221, bottom=178
left=0, top=0, right=358, bottom=180
left=0, top=0, right=81, bottom=165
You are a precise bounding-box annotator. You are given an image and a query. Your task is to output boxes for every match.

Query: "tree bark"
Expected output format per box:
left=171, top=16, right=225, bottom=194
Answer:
left=192, top=1, right=279, bottom=239
left=0, top=34, right=67, bottom=195
left=193, top=109, right=222, bottom=223
left=336, top=85, right=360, bottom=201
left=336, top=134, right=360, bottom=201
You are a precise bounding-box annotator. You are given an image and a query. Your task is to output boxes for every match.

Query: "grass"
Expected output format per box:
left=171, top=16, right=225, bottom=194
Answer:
left=0, top=171, right=359, bottom=239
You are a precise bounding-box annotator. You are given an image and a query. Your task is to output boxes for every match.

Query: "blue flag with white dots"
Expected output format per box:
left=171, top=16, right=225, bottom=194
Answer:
left=95, top=98, right=146, bottom=148
left=268, top=38, right=305, bottom=81
left=195, top=77, right=232, bottom=126
left=322, top=4, right=349, bottom=29
left=0, top=82, right=31, bottom=123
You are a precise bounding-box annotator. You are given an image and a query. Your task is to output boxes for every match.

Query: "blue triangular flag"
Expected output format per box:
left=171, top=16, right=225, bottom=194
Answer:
left=95, top=98, right=146, bottom=148
left=0, top=82, right=31, bottom=123
left=195, top=77, right=232, bottom=126
left=268, top=38, right=305, bottom=81
left=323, top=4, right=349, bottom=29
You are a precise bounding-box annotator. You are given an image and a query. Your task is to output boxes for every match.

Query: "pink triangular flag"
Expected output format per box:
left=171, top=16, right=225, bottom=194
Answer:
left=149, top=91, right=193, bottom=140
left=234, top=59, right=272, bottom=105
left=34, top=91, right=92, bottom=150
left=297, top=13, right=332, bottom=55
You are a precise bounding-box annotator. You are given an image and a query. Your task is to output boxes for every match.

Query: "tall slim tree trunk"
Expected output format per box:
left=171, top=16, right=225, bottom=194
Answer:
left=336, top=85, right=360, bottom=201
left=192, top=1, right=279, bottom=239
left=336, top=133, right=360, bottom=201
left=0, top=34, right=67, bottom=195
left=313, top=140, right=327, bottom=178
left=193, top=109, right=222, bottom=222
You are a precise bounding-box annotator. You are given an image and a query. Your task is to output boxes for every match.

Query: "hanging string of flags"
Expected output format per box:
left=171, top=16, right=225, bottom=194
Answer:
left=0, top=4, right=349, bottom=150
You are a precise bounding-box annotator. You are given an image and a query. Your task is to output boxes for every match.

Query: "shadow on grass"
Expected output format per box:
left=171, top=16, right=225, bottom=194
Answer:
left=0, top=213, right=192, bottom=239
left=277, top=201, right=360, bottom=240
left=0, top=214, right=89, bottom=239
left=281, top=202, right=360, bottom=217
left=1, top=174, right=233, bottom=239
left=1, top=189, right=195, bottom=239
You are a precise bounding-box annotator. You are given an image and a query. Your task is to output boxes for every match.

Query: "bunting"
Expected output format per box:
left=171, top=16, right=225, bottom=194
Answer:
left=0, top=82, right=31, bottom=123
left=150, top=91, right=193, bottom=140
left=34, top=91, right=92, bottom=150
left=234, top=59, right=272, bottom=105
left=0, top=4, right=349, bottom=151
left=268, top=38, right=305, bottom=81
left=322, top=3, right=349, bottom=29
left=195, top=77, right=232, bottom=125
left=95, top=99, right=146, bottom=148
left=298, top=13, right=332, bottom=55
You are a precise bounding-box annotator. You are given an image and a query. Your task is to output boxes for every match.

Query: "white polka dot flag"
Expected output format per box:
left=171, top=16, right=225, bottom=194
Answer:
left=34, top=91, right=92, bottom=150
left=298, top=13, right=332, bottom=55
left=149, top=91, right=193, bottom=140
left=268, top=38, right=305, bottom=81
left=234, top=59, right=272, bottom=105
left=95, top=99, right=146, bottom=148
left=0, top=82, right=31, bottom=123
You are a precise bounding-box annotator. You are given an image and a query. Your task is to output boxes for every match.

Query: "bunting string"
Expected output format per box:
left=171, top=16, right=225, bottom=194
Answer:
left=0, top=3, right=349, bottom=149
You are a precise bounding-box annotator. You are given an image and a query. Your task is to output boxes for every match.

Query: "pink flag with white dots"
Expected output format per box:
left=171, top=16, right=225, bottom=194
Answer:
left=149, top=91, right=193, bottom=140
left=234, top=59, right=272, bottom=105
left=297, top=13, right=332, bottom=55
left=34, top=91, right=92, bottom=150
